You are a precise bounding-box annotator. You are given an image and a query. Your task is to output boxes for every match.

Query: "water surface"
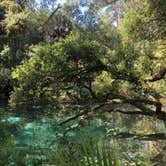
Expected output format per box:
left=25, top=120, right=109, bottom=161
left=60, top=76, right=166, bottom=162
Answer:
left=0, top=105, right=165, bottom=165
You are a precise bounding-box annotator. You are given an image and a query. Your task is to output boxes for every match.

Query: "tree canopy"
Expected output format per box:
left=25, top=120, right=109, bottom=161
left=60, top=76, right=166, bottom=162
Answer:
left=0, top=0, right=165, bottom=120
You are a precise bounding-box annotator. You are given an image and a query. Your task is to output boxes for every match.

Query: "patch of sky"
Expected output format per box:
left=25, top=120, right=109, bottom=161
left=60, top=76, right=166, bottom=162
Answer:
left=57, top=0, right=66, bottom=4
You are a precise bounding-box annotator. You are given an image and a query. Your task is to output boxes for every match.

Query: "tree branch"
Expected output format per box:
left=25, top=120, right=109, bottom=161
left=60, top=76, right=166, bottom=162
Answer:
left=114, top=132, right=166, bottom=140
left=39, top=4, right=61, bottom=31
left=146, top=67, right=166, bottom=82
left=113, top=109, right=153, bottom=116
left=83, top=83, right=97, bottom=99
left=58, top=96, right=165, bottom=126
left=58, top=103, right=106, bottom=126
left=123, top=99, right=162, bottom=114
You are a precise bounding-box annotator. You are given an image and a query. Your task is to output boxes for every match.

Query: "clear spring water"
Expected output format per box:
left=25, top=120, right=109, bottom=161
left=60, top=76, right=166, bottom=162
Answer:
left=0, top=104, right=165, bottom=165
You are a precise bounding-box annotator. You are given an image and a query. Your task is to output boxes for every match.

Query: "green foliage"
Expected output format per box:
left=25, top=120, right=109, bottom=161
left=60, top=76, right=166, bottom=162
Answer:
left=9, top=0, right=166, bottom=109
left=1, top=0, right=166, bottom=165
left=119, top=0, right=166, bottom=98
left=53, top=139, right=120, bottom=166
left=0, top=0, right=45, bottom=97
left=10, top=34, right=108, bottom=106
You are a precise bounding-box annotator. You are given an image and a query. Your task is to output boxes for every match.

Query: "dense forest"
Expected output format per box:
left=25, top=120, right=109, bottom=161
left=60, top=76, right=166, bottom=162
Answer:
left=0, top=0, right=166, bottom=165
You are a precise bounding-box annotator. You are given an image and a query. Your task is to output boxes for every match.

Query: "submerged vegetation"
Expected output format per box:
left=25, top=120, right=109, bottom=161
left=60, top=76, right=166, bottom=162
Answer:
left=0, top=0, right=166, bottom=165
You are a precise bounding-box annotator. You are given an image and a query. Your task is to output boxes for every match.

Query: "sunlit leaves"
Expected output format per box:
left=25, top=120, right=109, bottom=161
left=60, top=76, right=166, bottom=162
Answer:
left=10, top=34, right=108, bottom=106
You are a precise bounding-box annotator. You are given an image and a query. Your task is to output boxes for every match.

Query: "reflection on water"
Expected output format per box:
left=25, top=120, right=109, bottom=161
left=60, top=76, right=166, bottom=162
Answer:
left=0, top=106, right=165, bottom=165
left=1, top=116, right=21, bottom=123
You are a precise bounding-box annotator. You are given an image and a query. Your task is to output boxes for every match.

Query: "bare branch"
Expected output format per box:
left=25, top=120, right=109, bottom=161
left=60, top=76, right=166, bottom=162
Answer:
left=39, top=4, right=61, bottom=31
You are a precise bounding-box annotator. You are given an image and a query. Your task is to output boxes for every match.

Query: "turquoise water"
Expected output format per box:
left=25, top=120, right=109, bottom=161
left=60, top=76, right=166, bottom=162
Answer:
left=0, top=105, right=166, bottom=165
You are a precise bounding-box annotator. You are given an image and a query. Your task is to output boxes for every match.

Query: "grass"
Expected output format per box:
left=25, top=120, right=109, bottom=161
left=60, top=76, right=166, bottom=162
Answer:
left=51, top=138, right=121, bottom=166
